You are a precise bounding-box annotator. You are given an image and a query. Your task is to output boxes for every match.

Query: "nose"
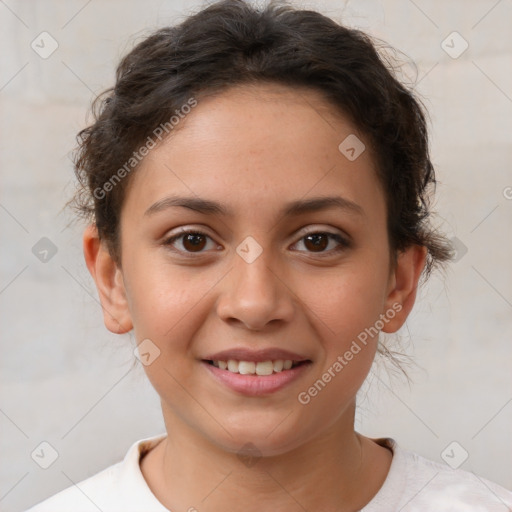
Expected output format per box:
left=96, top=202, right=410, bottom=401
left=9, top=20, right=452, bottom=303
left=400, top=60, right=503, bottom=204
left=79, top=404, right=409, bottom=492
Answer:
left=215, top=247, right=295, bottom=331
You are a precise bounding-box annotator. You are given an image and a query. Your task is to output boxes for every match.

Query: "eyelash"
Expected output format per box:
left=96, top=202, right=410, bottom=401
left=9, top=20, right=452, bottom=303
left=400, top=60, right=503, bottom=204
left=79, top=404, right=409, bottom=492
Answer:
left=162, top=228, right=351, bottom=258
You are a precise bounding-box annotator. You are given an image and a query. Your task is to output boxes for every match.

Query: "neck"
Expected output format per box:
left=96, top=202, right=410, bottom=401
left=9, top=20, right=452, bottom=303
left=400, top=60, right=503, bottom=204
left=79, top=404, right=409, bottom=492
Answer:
left=141, top=403, right=392, bottom=512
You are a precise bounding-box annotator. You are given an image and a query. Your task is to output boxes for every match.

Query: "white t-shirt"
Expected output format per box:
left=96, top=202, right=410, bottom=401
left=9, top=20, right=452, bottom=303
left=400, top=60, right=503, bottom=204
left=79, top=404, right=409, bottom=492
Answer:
left=24, top=433, right=512, bottom=512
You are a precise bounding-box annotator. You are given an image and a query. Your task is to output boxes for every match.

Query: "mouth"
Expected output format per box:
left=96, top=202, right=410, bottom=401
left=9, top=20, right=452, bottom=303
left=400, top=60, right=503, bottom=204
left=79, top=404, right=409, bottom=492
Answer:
left=201, top=349, right=312, bottom=396
left=204, top=359, right=308, bottom=375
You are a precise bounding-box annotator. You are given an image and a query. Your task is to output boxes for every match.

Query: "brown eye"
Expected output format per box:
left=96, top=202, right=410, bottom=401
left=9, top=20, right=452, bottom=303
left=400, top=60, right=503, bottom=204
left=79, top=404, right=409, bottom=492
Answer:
left=293, top=231, right=350, bottom=255
left=164, top=230, right=217, bottom=255
left=303, top=233, right=329, bottom=252
left=182, top=233, right=207, bottom=252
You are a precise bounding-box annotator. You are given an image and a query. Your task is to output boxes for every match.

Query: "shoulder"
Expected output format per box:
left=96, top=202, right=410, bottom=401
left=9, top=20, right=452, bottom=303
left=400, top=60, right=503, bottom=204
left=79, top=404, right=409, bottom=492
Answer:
left=24, top=433, right=168, bottom=512
left=24, top=463, right=120, bottom=512
left=364, top=438, right=512, bottom=512
left=402, top=448, right=512, bottom=511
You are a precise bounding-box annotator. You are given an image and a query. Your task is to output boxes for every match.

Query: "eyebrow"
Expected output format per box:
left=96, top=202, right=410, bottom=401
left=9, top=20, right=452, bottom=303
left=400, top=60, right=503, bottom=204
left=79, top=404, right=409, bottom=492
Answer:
left=144, top=194, right=364, bottom=218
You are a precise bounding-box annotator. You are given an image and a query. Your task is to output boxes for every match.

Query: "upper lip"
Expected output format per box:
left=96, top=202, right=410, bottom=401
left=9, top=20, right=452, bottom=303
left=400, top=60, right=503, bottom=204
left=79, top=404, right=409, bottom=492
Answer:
left=203, top=348, right=311, bottom=363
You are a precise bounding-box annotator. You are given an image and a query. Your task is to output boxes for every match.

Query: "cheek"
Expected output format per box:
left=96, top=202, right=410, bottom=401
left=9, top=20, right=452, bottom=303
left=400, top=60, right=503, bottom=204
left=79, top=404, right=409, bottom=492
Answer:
left=121, top=246, right=209, bottom=353
left=125, top=262, right=213, bottom=399
left=294, top=262, right=388, bottom=387
left=293, top=273, right=384, bottom=427
left=303, top=265, right=389, bottom=346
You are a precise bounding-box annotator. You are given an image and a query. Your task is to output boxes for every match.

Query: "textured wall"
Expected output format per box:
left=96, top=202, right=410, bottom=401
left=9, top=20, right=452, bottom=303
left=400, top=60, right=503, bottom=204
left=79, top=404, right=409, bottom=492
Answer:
left=1, top=1, right=511, bottom=510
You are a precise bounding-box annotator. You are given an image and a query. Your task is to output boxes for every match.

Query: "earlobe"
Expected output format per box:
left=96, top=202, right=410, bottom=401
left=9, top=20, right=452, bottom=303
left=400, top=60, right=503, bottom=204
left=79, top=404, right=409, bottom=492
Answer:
left=381, top=245, right=427, bottom=333
left=83, top=224, right=133, bottom=334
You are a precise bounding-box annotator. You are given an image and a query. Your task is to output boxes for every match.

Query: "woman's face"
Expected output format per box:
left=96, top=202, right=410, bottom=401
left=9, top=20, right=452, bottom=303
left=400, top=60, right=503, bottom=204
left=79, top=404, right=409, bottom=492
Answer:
left=111, top=83, right=409, bottom=455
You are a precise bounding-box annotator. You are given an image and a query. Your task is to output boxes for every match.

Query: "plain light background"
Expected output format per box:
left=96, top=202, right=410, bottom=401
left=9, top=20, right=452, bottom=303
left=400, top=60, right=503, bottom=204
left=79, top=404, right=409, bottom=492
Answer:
left=1, top=0, right=511, bottom=510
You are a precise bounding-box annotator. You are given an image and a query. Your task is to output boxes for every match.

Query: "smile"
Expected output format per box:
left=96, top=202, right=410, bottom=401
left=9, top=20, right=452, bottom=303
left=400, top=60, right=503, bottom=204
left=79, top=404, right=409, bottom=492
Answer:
left=203, top=359, right=312, bottom=396
left=206, top=359, right=303, bottom=375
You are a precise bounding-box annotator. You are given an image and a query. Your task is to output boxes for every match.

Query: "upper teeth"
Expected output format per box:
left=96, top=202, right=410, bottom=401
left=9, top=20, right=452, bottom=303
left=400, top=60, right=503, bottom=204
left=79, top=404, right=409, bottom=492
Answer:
left=212, top=359, right=295, bottom=375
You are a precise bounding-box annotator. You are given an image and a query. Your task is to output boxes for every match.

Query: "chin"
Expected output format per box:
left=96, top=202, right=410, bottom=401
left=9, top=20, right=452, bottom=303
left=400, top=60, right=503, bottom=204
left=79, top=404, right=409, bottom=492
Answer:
left=206, top=414, right=315, bottom=459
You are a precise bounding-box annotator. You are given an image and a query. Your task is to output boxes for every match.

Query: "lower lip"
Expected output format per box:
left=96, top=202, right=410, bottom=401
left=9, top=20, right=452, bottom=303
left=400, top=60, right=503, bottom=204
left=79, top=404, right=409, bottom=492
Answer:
left=202, top=361, right=311, bottom=396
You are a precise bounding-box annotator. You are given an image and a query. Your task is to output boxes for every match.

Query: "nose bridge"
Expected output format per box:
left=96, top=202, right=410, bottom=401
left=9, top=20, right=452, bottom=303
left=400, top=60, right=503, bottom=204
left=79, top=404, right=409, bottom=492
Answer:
left=215, top=236, right=294, bottom=329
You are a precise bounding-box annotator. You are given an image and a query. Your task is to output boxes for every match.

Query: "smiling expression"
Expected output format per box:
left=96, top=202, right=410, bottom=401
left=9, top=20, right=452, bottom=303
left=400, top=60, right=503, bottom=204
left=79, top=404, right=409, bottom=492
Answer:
left=97, top=83, right=413, bottom=456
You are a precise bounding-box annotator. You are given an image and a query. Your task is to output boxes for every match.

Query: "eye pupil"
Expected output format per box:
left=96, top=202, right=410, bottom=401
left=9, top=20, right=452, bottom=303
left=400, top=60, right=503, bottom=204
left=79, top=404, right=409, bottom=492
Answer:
left=183, top=233, right=206, bottom=252
left=304, top=233, right=328, bottom=252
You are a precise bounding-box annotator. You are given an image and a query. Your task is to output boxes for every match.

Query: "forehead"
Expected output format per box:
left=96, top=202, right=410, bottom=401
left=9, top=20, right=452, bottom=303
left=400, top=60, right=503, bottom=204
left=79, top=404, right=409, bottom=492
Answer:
left=121, top=83, right=383, bottom=223
left=166, top=82, right=355, bottom=154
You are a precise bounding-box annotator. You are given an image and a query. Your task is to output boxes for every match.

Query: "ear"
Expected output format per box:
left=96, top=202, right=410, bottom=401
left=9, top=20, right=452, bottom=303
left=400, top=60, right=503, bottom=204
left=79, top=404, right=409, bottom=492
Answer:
left=83, top=224, right=133, bottom=334
left=381, top=245, right=427, bottom=333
